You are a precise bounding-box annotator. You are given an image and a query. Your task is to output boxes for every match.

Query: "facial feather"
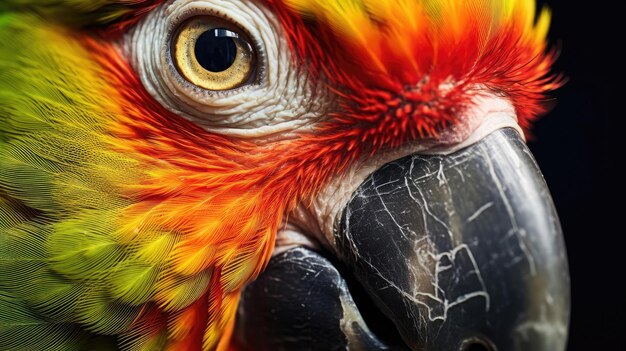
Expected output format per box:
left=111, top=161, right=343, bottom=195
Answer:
left=271, top=0, right=561, bottom=142
left=0, top=1, right=559, bottom=350
left=0, top=10, right=276, bottom=350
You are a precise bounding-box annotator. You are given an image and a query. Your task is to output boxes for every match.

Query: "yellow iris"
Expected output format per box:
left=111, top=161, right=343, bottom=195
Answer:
left=173, top=17, right=256, bottom=91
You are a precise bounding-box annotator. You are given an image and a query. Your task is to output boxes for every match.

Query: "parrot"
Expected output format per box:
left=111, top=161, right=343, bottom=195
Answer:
left=0, top=0, right=570, bottom=350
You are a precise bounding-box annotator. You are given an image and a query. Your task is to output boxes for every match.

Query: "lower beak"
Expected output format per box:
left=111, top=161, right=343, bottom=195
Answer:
left=234, top=128, right=570, bottom=351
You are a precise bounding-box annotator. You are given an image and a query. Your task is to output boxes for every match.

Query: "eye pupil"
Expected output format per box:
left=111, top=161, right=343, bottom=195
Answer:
left=194, top=28, right=237, bottom=72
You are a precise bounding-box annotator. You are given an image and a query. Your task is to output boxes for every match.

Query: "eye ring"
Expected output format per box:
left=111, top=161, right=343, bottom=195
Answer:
left=172, top=16, right=257, bottom=91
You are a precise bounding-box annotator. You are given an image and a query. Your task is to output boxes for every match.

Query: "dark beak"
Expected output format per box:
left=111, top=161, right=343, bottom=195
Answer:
left=234, top=128, right=570, bottom=351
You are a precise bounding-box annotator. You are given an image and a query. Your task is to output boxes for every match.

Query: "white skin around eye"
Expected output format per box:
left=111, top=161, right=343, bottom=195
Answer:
left=124, top=0, right=335, bottom=140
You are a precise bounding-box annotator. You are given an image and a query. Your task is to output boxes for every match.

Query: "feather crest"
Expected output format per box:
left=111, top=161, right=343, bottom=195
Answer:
left=274, top=0, right=562, bottom=140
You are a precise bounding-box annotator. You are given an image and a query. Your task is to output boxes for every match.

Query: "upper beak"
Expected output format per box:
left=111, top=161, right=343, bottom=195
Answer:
left=234, top=128, right=570, bottom=351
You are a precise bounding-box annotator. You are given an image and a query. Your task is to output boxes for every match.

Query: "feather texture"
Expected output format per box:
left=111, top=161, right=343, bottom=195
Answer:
left=0, top=12, right=277, bottom=351
left=0, top=0, right=162, bottom=35
left=273, top=0, right=562, bottom=145
left=1, top=1, right=559, bottom=350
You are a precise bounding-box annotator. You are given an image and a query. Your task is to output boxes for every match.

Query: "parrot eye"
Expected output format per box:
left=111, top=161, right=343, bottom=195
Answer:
left=128, top=1, right=326, bottom=134
left=173, top=16, right=256, bottom=91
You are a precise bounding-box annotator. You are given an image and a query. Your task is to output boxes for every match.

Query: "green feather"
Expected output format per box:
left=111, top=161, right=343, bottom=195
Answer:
left=0, top=292, right=88, bottom=351
left=0, top=1, right=145, bottom=27
left=0, top=12, right=159, bottom=349
left=108, top=261, right=160, bottom=306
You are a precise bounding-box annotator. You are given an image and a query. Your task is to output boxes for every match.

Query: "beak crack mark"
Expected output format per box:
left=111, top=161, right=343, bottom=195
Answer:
left=480, top=143, right=537, bottom=275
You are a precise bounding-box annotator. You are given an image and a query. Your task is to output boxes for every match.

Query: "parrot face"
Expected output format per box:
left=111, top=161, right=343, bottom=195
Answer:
left=0, top=1, right=569, bottom=351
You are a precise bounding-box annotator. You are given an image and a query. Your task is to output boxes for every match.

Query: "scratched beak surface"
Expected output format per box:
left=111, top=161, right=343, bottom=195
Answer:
left=235, top=128, right=570, bottom=351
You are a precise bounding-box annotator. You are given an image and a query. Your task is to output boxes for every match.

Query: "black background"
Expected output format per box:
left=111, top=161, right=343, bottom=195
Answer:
left=530, top=1, right=622, bottom=349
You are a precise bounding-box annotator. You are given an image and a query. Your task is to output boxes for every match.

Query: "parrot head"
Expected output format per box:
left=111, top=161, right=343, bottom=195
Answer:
left=0, top=1, right=569, bottom=350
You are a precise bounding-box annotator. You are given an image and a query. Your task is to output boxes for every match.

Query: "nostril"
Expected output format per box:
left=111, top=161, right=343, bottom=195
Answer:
left=464, top=344, right=489, bottom=351
left=460, top=338, right=497, bottom=351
